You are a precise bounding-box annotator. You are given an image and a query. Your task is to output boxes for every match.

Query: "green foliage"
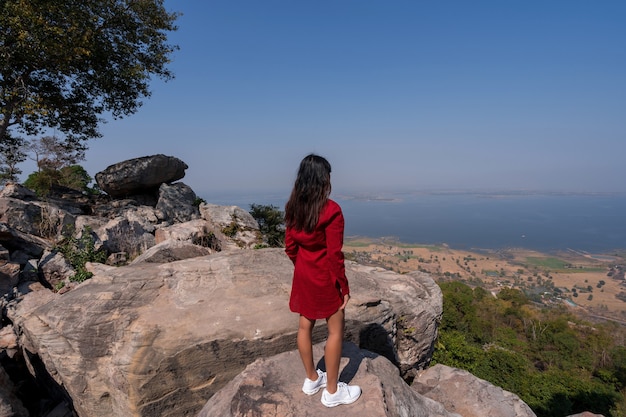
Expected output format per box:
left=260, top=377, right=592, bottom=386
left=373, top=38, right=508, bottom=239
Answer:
left=221, top=222, right=240, bottom=237
left=439, top=281, right=476, bottom=332
left=526, top=257, right=570, bottom=269
left=498, top=287, right=529, bottom=306
left=435, top=281, right=626, bottom=417
left=610, top=346, right=626, bottom=389
left=23, top=165, right=96, bottom=196
left=0, top=133, right=27, bottom=184
left=56, top=226, right=107, bottom=283
left=193, top=197, right=207, bottom=207
left=474, top=347, right=532, bottom=394
left=0, top=0, right=179, bottom=150
left=249, top=203, right=285, bottom=248
left=24, top=170, right=56, bottom=196
left=432, top=330, right=483, bottom=372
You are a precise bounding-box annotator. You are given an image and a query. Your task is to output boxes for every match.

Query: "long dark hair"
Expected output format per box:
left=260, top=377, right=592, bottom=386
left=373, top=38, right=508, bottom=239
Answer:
left=285, top=154, right=332, bottom=233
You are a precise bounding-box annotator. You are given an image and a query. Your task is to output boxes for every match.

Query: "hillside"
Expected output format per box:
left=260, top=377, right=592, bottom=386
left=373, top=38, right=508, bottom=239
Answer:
left=345, top=237, right=626, bottom=417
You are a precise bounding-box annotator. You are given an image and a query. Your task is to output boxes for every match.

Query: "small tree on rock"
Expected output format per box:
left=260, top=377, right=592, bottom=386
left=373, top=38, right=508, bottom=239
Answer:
left=249, top=204, right=285, bottom=248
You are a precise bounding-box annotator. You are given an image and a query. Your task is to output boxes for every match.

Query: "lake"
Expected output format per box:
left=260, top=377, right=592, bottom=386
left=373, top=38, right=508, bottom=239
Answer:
left=205, top=191, right=626, bottom=253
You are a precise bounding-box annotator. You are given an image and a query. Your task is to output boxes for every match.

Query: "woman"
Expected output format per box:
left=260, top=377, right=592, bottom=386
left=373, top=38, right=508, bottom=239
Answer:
left=284, top=154, right=361, bottom=407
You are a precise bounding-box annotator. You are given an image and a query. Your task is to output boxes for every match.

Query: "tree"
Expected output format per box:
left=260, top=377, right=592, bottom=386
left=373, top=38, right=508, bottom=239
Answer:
left=22, top=135, right=93, bottom=195
left=498, top=287, right=529, bottom=307
left=439, top=281, right=478, bottom=335
left=29, top=135, right=85, bottom=171
left=0, top=0, right=179, bottom=155
left=0, top=132, right=27, bottom=184
left=24, top=164, right=95, bottom=196
left=249, top=204, right=285, bottom=248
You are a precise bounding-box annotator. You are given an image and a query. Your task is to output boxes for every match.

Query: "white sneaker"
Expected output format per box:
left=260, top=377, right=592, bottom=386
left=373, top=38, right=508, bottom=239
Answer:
left=321, top=382, right=361, bottom=407
left=302, top=369, right=327, bottom=395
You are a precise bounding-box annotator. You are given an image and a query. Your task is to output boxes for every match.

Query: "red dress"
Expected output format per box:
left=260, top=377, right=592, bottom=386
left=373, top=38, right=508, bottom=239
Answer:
left=285, top=199, right=350, bottom=320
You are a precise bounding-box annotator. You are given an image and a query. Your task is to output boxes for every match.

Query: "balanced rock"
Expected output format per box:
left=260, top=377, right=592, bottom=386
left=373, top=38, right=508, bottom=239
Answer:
left=10, top=249, right=442, bottom=417
left=95, top=154, right=188, bottom=198
left=199, top=342, right=461, bottom=417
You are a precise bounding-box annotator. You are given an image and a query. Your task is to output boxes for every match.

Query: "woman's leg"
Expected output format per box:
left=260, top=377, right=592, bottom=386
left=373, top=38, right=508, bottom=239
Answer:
left=297, top=315, right=318, bottom=380
left=324, top=308, right=345, bottom=393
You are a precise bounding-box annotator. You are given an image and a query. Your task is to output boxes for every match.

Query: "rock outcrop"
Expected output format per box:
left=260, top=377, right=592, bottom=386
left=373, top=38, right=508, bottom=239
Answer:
left=199, top=204, right=261, bottom=250
left=199, top=342, right=461, bottom=417
left=0, top=154, right=553, bottom=417
left=8, top=249, right=442, bottom=417
left=0, top=155, right=267, bottom=415
left=0, top=156, right=262, bottom=296
left=413, top=364, right=537, bottom=417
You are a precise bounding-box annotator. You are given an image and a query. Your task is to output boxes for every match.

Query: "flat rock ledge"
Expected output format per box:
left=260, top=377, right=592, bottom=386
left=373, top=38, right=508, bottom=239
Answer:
left=412, top=364, right=537, bottom=417
left=9, top=248, right=442, bottom=417
left=199, top=341, right=461, bottom=417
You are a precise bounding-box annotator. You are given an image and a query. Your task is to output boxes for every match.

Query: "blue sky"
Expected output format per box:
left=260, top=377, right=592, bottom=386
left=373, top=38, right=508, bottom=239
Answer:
left=45, top=1, right=626, bottom=199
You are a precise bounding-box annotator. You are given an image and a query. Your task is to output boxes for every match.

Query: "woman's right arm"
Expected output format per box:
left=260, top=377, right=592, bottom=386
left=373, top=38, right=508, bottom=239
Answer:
left=284, top=227, right=298, bottom=264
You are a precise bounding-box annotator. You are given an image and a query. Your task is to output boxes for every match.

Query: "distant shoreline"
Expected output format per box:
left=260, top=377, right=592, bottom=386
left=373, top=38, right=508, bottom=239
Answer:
left=335, top=189, right=626, bottom=202
left=344, top=235, right=626, bottom=259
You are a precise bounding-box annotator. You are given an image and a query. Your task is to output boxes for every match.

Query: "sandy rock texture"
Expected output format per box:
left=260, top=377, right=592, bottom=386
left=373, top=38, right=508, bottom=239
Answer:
left=199, top=342, right=461, bottom=417
left=413, top=364, right=537, bottom=417
left=9, top=249, right=442, bottom=417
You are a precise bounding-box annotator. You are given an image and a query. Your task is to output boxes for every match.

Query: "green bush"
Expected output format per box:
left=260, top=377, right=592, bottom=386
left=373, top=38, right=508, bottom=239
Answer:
left=24, top=169, right=59, bottom=196
left=23, top=164, right=98, bottom=196
left=249, top=203, right=285, bottom=248
left=56, top=226, right=107, bottom=283
left=193, top=197, right=206, bottom=207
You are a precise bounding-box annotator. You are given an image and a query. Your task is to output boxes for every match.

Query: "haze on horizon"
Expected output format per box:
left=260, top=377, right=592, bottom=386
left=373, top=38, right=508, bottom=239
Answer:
left=16, top=1, right=626, bottom=198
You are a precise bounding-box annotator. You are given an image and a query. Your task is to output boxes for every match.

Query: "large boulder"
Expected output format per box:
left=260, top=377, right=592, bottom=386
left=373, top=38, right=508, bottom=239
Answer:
left=0, top=197, right=75, bottom=240
left=155, top=182, right=200, bottom=224
left=0, top=223, right=51, bottom=264
left=199, top=342, right=461, bottom=417
left=0, top=261, right=20, bottom=298
left=154, top=219, right=220, bottom=250
left=95, top=154, right=188, bottom=198
left=38, top=250, right=76, bottom=290
left=9, top=249, right=442, bottom=417
left=412, top=364, right=537, bottom=417
left=199, top=203, right=261, bottom=249
left=0, top=183, right=37, bottom=201
left=95, top=217, right=156, bottom=258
